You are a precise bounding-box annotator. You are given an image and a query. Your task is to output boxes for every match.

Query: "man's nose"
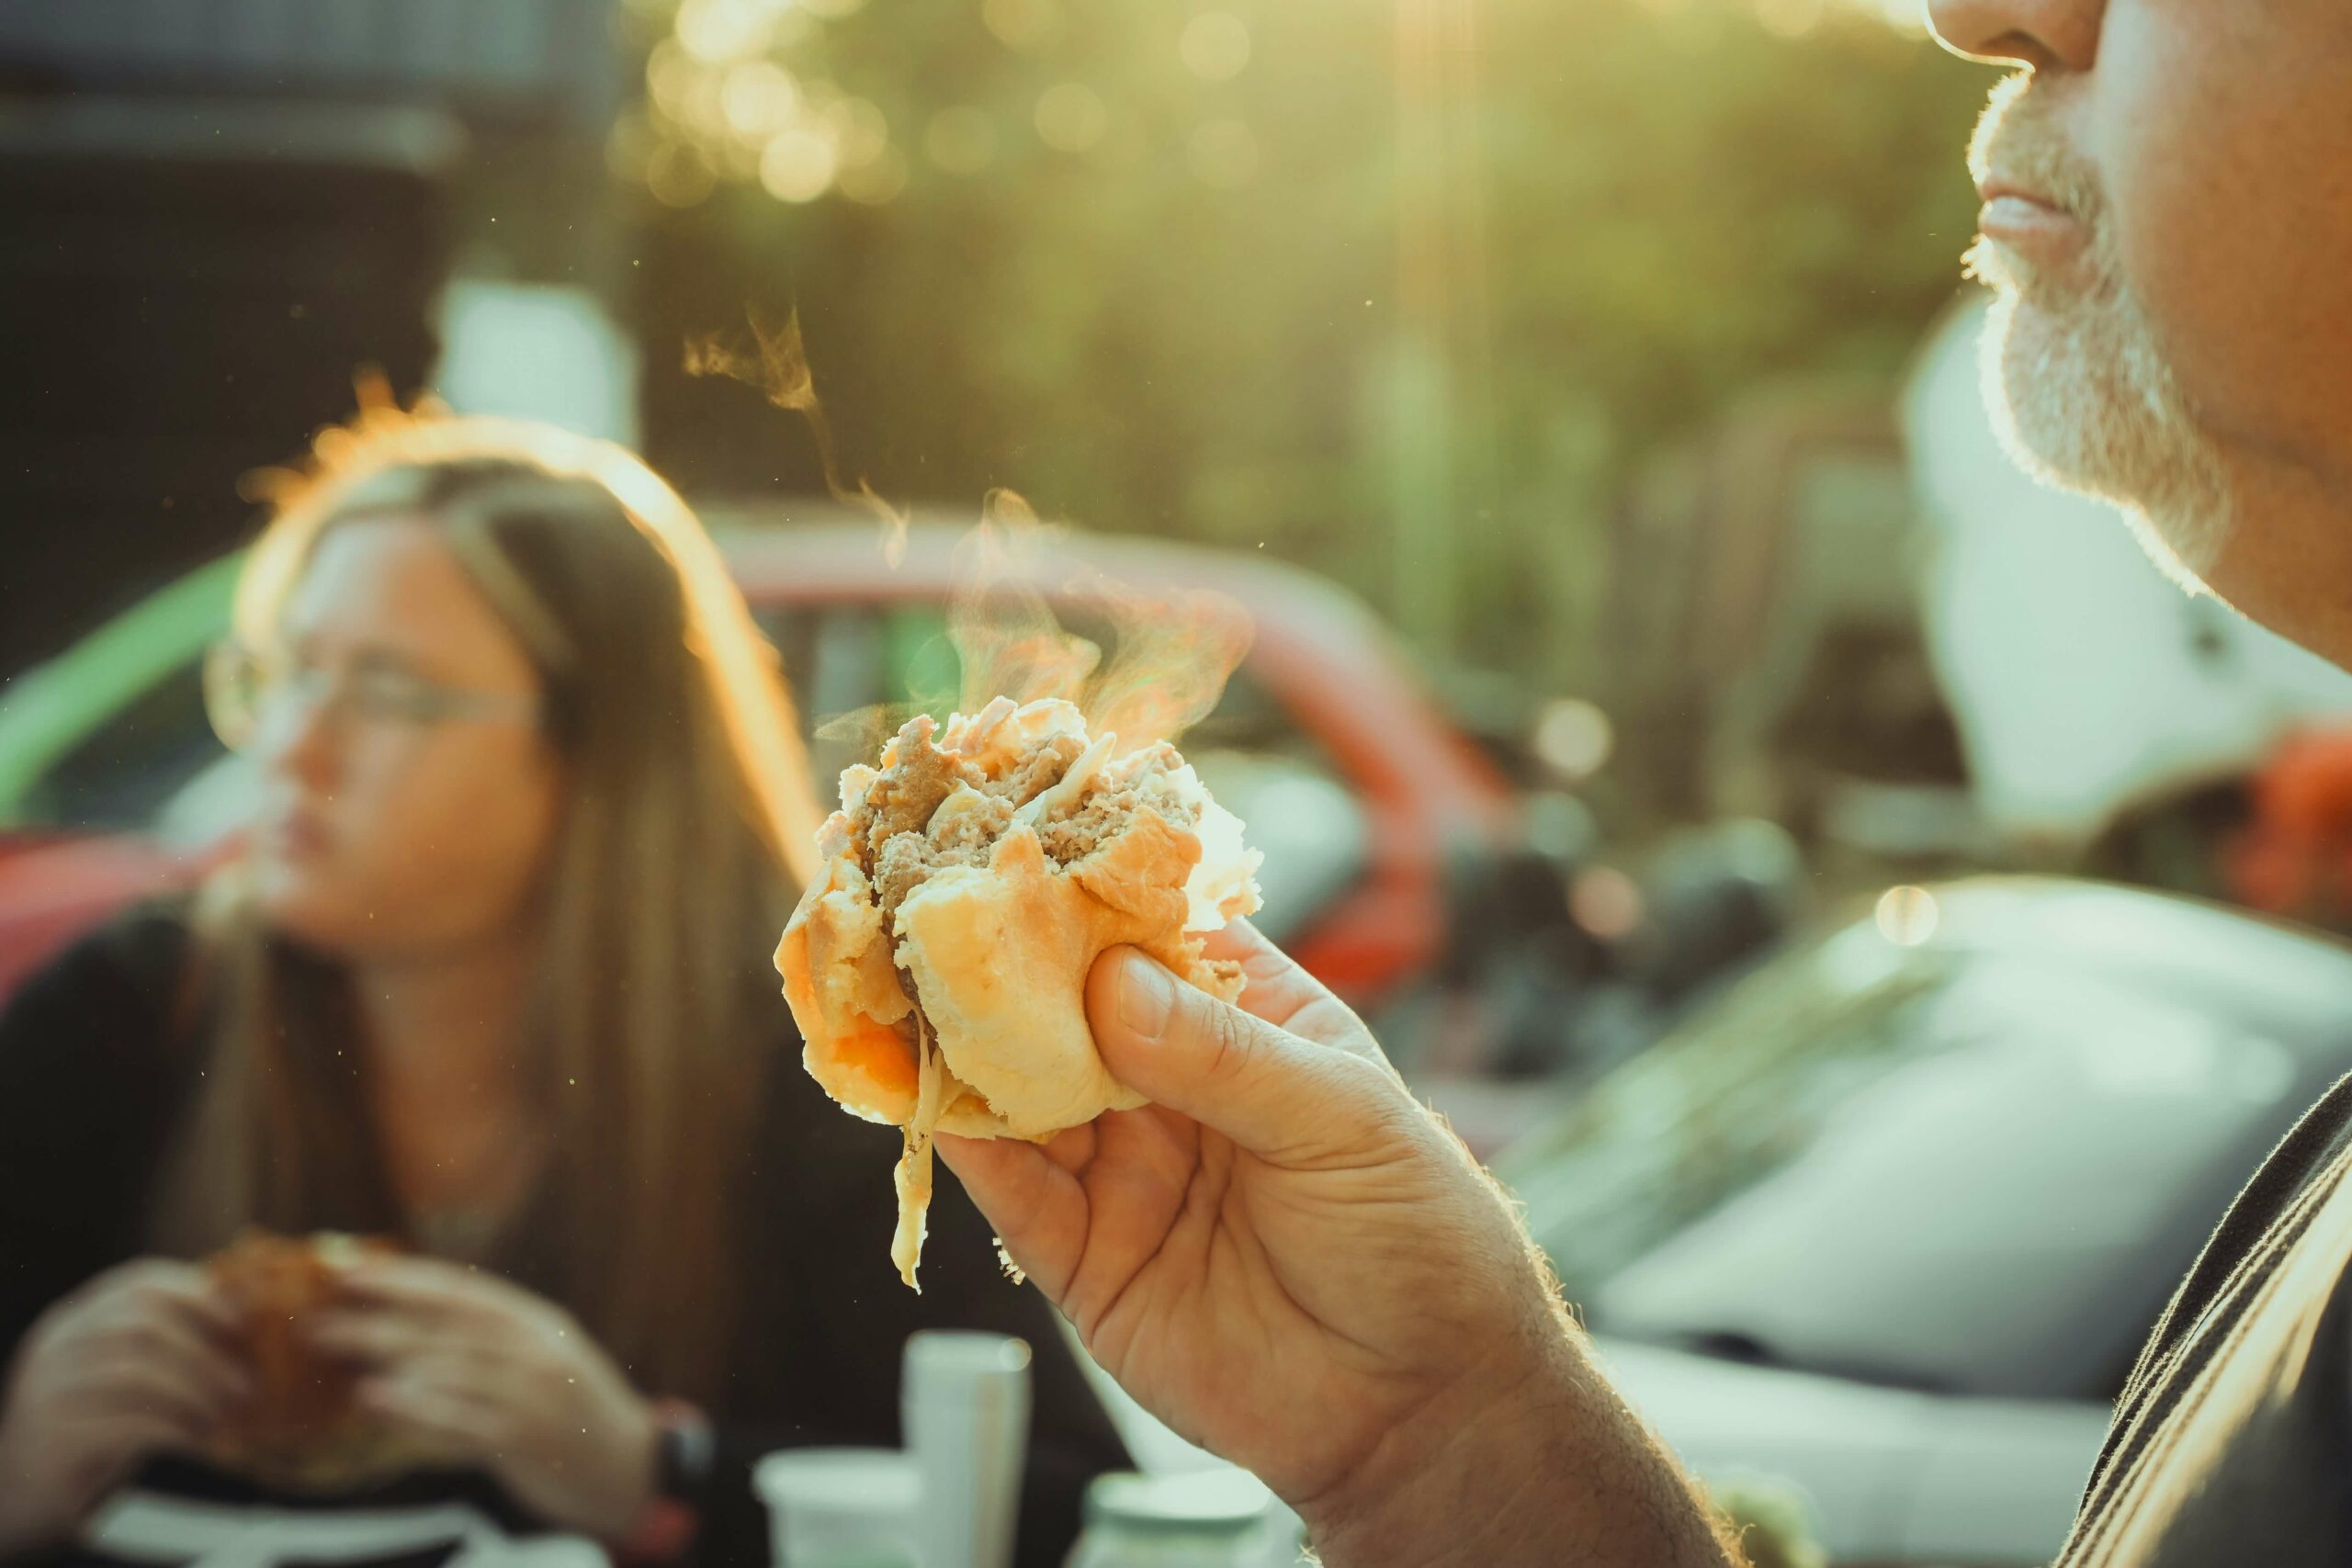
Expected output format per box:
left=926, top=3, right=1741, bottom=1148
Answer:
left=1924, top=0, right=2102, bottom=72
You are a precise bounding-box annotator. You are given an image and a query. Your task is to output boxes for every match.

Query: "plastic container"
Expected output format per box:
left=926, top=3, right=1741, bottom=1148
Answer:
left=753, top=1447, right=922, bottom=1568
left=902, top=1330, right=1034, bottom=1568
left=1064, top=1471, right=1273, bottom=1568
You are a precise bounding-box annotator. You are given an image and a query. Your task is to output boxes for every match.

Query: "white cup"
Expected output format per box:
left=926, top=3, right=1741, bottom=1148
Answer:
left=753, top=1447, right=922, bottom=1568
left=901, top=1331, right=1034, bottom=1568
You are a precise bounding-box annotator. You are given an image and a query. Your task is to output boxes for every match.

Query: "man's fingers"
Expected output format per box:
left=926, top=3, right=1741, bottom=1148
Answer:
left=1197, top=917, right=1292, bottom=980
left=1201, top=920, right=1335, bottom=1029
left=1195, top=924, right=1389, bottom=1066
left=934, top=1134, right=1088, bottom=1302
left=1086, top=948, right=1393, bottom=1157
left=1039, top=1123, right=1097, bottom=1176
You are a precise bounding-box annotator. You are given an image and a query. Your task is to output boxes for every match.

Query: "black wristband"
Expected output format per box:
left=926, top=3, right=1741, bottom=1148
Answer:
left=653, top=1400, right=718, bottom=1501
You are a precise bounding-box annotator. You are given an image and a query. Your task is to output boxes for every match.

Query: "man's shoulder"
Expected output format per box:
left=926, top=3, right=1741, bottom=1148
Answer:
left=2254, top=1075, right=2352, bottom=1203
left=2135, top=1074, right=2352, bottom=1365
left=2064, top=1081, right=2352, bottom=1565
left=2203, top=1074, right=2352, bottom=1283
left=2075, top=1077, right=2352, bottom=1521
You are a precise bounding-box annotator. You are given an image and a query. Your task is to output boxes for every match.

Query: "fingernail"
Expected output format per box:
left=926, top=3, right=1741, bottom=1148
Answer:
left=1116, top=952, right=1177, bottom=1040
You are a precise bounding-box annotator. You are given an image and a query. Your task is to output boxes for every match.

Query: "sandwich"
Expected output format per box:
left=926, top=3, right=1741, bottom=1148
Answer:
left=204, top=1230, right=413, bottom=1492
left=775, top=696, right=1262, bottom=1287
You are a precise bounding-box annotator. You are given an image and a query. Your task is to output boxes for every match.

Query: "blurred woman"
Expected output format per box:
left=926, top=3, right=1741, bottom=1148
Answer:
left=0, top=400, right=1125, bottom=1564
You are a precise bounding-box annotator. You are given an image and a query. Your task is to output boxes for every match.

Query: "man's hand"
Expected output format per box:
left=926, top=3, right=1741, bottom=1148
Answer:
left=310, top=1258, right=658, bottom=1541
left=0, top=1260, right=254, bottom=1555
left=938, top=921, right=1735, bottom=1568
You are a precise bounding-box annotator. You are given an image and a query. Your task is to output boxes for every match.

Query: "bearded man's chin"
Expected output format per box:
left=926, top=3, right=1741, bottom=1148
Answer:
left=1974, top=284, right=2232, bottom=594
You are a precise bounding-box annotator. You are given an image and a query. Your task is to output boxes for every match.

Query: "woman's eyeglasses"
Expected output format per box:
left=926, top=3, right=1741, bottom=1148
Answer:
left=204, top=641, right=543, bottom=753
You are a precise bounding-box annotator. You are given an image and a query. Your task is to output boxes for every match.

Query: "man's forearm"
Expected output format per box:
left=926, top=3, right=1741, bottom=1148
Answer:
left=1302, top=1321, right=1738, bottom=1568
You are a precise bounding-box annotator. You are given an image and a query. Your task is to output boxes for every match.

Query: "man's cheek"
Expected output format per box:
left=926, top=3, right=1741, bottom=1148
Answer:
left=2099, top=6, right=2346, bottom=447
left=2089, top=54, right=2251, bottom=416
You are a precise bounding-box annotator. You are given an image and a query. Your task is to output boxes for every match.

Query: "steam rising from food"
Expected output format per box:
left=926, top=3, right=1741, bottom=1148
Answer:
left=684, top=307, right=911, bottom=565
left=950, top=489, right=1254, bottom=753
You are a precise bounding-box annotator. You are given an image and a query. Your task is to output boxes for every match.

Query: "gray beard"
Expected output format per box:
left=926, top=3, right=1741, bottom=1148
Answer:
left=1971, top=250, right=2233, bottom=594
left=1963, top=73, right=2234, bottom=594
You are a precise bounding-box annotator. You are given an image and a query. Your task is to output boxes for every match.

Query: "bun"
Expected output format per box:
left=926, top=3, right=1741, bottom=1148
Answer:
left=776, top=698, right=1261, bottom=1285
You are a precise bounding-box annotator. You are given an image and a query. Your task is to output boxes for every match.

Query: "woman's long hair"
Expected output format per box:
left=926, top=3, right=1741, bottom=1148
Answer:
left=154, top=396, right=823, bottom=1403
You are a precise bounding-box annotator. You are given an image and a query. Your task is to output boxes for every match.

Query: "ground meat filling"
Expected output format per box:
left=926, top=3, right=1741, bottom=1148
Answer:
left=846, top=720, right=1195, bottom=952
left=870, top=794, right=1013, bottom=926
left=1036, top=769, right=1202, bottom=865
left=982, top=731, right=1085, bottom=807
left=854, top=720, right=967, bottom=874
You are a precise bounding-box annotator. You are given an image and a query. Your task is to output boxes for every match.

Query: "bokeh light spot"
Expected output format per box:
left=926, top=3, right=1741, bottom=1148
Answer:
left=1876, top=886, right=1939, bottom=947
left=1571, top=868, right=1646, bottom=942
left=829, top=96, right=892, bottom=167
left=721, top=60, right=799, bottom=141
left=760, top=128, right=838, bottom=202
left=984, top=0, right=1063, bottom=53
left=674, top=0, right=769, bottom=63
left=1035, top=84, right=1109, bottom=153
left=1532, top=698, right=1614, bottom=781
left=646, top=39, right=696, bottom=119
left=1180, top=13, right=1253, bottom=81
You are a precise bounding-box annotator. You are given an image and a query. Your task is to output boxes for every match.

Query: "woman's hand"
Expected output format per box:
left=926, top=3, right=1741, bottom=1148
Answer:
left=310, top=1258, right=658, bottom=1541
left=0, top=1259, right=253, bottom=1555
left=938, top=921, right=1734, bottom=1568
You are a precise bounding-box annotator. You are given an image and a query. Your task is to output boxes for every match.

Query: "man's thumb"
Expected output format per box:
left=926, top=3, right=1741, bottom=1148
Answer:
left=1087, top=946, right=1362, bottom=1156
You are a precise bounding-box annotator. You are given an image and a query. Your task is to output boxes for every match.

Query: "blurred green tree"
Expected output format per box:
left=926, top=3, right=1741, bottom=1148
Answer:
left=619, top=0, right=1985, bottom=690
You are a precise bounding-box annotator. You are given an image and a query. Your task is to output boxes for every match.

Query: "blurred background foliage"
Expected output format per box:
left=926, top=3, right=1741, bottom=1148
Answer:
left=618, top=0, right=1988, bottom=689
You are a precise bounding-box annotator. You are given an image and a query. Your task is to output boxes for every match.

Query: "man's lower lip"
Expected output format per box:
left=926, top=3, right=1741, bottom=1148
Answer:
left=1979, top=196, right=2088, bottom=262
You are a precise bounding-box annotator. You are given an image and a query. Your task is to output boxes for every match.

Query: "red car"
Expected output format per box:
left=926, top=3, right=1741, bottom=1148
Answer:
left=0, top=518, right=1516, bottom=1009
